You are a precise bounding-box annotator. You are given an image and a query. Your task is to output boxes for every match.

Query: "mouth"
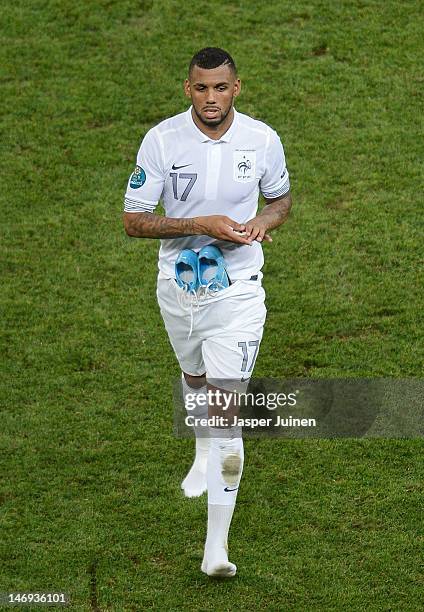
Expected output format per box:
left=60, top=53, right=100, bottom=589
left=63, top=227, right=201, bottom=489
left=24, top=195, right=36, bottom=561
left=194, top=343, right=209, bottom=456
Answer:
left=203, top=107, right=220, bottom=117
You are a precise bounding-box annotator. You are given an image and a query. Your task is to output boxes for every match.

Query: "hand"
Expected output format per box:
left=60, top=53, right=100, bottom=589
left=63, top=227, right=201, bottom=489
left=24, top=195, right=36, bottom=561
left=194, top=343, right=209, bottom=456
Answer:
left=193, top=215, right=253, bottom=244
left=244, top=218, right=272, bottom=243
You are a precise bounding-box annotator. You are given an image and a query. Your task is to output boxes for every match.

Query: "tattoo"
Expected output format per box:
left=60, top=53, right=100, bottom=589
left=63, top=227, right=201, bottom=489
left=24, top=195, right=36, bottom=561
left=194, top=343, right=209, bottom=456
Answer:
left=124, top=212, right=198, bottom=238
left=258, top=193, right=292, bottom=230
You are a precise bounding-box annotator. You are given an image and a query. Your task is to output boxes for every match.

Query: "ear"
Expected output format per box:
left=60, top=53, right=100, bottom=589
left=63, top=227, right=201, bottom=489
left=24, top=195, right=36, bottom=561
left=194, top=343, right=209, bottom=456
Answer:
left=233, top=78, right=241, bottom=98
left=184, top=78, right=191, bottom=99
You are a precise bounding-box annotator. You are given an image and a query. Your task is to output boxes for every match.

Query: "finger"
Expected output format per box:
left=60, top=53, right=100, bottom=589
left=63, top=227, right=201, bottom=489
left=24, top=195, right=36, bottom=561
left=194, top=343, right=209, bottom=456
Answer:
left=224, top=218, right=245, bottom=232
left=244, top=224, right=255, bottom=238
left=228, top=234, right=253, bottom=244
left=256, top=229, right=265, bottom=243
left=263, top=233, right=273, bottom=243
left=248, top=227, right=261, bottom=242
left=222, top=226, right=253, bottom=244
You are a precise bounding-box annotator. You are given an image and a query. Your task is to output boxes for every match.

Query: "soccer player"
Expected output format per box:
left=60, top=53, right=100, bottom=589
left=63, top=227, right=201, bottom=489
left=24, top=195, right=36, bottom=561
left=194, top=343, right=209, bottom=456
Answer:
left=123, top=47, right=292, bottom=577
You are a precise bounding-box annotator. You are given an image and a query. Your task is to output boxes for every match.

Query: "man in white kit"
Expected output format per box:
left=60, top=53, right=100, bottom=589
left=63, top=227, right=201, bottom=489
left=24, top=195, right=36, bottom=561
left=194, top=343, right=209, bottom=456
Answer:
left=123, top=47, right=292, bottom=577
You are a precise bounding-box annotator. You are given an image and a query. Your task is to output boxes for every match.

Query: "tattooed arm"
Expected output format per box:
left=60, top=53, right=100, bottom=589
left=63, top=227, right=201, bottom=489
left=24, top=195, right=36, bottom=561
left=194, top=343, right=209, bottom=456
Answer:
left=244, top=192, right=292, bottom=243
left=123, top=212, right=253, bottom=245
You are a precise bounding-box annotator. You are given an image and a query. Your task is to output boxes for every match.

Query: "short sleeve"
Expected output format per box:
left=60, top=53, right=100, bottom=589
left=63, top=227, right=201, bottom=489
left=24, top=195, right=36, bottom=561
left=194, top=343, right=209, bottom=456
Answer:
left=259, top=129, right=290, bottom=199
left=124, top=128, right=165, bottom=213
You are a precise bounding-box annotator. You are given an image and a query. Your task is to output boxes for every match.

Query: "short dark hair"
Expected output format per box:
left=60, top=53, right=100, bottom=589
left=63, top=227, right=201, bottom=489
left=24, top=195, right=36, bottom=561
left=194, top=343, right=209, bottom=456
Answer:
left=189, top=47, right=237, bottom=77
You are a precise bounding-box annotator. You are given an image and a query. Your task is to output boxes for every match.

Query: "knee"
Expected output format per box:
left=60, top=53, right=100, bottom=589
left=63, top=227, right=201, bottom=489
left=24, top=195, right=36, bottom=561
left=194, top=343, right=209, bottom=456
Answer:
left=183, top=371, right=206, bottom=389
left=222, top=451, right=243, bottom=486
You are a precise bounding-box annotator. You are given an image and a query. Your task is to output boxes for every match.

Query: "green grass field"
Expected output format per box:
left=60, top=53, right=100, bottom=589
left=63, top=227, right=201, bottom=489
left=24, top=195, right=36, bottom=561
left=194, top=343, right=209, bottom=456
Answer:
left=1, top=0, right=423, bottom=609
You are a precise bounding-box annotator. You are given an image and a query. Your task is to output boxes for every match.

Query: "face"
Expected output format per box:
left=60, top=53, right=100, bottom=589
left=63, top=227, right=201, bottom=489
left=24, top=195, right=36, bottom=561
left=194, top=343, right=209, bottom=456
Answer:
left=184, top=64, right=241, bottom=128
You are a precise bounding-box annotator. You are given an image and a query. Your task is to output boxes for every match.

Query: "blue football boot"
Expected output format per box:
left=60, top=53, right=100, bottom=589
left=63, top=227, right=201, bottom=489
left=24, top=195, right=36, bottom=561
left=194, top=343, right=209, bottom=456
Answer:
left=197, top=245, right=230, bottom=292
left=175, top=249, right=199, bottom=292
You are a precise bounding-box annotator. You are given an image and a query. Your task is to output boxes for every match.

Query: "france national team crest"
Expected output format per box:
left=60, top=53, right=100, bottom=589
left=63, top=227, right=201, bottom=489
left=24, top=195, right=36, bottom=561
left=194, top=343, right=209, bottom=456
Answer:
left=130, top=165, right=146, bottom=189
left=233, top=150, right=256, bottom=182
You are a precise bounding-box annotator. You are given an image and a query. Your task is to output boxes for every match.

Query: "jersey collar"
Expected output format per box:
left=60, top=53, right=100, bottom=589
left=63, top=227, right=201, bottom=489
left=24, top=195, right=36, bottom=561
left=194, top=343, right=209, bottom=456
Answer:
left=186, top=106, right=238, bottom=143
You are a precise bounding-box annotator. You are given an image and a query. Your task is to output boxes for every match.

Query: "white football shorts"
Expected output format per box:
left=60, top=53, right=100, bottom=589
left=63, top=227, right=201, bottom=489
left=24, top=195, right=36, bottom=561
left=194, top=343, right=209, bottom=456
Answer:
left=156, top=270, right=267, bottom=384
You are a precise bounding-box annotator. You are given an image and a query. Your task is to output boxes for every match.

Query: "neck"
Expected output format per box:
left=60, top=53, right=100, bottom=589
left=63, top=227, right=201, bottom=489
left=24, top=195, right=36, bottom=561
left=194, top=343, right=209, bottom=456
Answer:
left=191, top=107, right=235, bottom=141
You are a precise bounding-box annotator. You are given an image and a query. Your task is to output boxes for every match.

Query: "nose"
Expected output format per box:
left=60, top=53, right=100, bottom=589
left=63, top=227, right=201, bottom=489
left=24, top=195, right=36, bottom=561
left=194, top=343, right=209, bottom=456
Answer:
left=206, top=87, right=216, bottom=104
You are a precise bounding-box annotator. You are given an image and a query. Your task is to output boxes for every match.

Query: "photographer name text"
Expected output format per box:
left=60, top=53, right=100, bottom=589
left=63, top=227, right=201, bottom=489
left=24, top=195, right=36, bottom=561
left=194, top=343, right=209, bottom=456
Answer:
left=185, top=415, right=316, bottom=428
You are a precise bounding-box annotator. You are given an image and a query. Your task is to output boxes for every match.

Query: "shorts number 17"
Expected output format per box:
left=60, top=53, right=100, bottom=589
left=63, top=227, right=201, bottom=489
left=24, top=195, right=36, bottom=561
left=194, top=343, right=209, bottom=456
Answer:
left=238, top=340, right=259, bottom=373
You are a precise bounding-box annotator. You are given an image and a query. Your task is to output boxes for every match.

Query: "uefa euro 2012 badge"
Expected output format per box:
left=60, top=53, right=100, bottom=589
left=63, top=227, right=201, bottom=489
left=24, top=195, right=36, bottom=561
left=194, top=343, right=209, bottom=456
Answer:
left=130, top=165, right=146, bottom=189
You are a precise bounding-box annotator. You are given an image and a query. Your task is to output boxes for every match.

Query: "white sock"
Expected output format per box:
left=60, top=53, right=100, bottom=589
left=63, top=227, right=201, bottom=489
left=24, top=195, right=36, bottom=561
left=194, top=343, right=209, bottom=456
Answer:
left=181, top=376, right=209, bottom=497
left=202, top=427, right=244, bottom=577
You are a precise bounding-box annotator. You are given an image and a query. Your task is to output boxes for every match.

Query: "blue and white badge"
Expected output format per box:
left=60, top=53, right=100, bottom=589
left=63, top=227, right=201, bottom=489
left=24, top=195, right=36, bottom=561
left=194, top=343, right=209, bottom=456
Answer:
left=233, top=150, right=256, bottom=182
left=130, top=165, right=146, bottom=189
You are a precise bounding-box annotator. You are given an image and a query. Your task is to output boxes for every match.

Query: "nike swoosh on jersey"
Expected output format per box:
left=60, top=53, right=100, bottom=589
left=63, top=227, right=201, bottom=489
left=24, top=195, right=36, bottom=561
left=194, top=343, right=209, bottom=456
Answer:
left=224, top=486, right=239, bottom=492
left=172, top=163, right=192, bottom=170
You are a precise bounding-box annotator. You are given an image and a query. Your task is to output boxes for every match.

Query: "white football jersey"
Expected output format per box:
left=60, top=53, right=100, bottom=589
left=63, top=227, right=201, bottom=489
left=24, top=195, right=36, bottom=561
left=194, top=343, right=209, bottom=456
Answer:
left=124, top=107, right=290, bottom=280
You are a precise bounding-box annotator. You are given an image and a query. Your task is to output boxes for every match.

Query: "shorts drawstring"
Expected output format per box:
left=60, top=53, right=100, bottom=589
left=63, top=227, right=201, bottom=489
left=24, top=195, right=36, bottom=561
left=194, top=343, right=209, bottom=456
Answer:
left=188, top=290, right=198, bottom=339
left=176, top=285, right=200, bottom=339
left=175, top=276, right=231, bottom=340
